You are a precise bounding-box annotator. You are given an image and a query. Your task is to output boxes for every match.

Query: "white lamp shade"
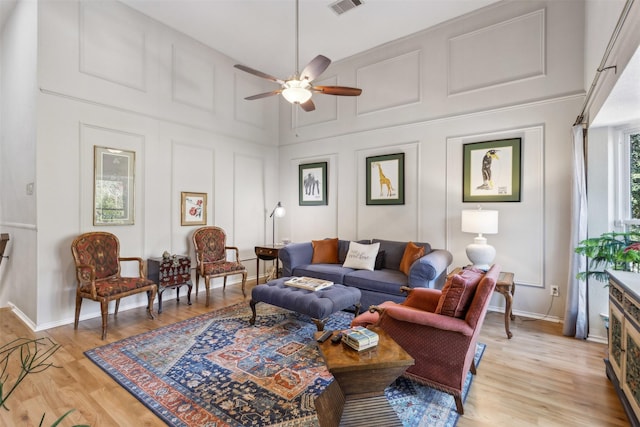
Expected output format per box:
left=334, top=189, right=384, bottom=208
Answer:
left=274, top=205, right=286, bottom=218
left=461, top=209, right=499, bottom=235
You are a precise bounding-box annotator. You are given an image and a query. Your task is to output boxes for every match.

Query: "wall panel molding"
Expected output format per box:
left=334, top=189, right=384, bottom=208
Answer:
left=448, top=9, right=546, bottom=95
left=171, top=44, right=215, bottom=112
left=79, top=1, right=146, bottom=91
left=356, top=50, right=422, bottom=115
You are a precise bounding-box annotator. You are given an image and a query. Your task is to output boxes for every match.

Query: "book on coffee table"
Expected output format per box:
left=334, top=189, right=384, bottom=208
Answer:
left=284, top=276, right=334, bottom=291
left=342, top=326, right=379, bottom=351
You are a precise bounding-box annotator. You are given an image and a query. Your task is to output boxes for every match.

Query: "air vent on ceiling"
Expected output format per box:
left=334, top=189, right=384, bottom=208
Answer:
left=329, top=0, right=363, bottom=15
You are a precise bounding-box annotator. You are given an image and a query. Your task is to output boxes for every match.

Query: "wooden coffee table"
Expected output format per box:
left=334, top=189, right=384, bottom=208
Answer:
left=314, top=327, right=414, bottom=427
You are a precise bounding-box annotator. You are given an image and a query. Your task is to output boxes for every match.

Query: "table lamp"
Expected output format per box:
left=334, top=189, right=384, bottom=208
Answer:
left=461, top=208, right=498, bottom=270
left=270, top=202, right=286, bottom=246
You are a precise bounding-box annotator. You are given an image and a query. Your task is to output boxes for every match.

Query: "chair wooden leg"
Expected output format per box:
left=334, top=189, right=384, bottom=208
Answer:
left=115, top=299, right=120, bottom=315
left=100, top=300, right=109, bottom=340
left=470, top=359, right=477, bottom=375
left=74, top=296, right=83, bottom=329
left=146, top=288, right=156, bottom=320
left=223, top=276, right=227, bottom=291
left=241, top=272, right=247, bottom=297
left=195, top=271, right=200, bottom=295
left=205, top=277, right=211, bottom=307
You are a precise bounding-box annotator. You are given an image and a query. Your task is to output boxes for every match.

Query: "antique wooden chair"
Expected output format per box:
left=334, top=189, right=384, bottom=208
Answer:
left=71, top=232, right=157, bottom=339
left=192, top=226, right=247, bottom=306
left=351, top=264, right=501, bottom=414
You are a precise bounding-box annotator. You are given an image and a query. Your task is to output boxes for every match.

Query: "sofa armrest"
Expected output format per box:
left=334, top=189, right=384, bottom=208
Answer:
left=408, top=249, right=453, bottom=287
left=279, top=242, right=314, bottom=277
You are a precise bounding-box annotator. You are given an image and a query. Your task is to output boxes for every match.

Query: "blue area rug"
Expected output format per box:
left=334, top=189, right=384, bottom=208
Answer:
left=85, top=303, right=484, bottom=426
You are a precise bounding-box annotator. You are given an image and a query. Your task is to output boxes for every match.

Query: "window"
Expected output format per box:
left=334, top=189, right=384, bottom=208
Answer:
left=620, top=128, right=640, bottom=230
left=630, top=132, right=640, bottom=219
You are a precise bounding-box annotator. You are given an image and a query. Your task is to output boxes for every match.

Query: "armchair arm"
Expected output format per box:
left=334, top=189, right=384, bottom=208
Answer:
left=75, top=264, right=98, bottom=299
left=278, top=242, right=314, bottom=277
left=225, top=246, right=241, bottom=262
left=119, top=256, right=145, bottom=278
left=372, top=304, right=473, bottom=336
left=408, top=249, right=452, bottom=287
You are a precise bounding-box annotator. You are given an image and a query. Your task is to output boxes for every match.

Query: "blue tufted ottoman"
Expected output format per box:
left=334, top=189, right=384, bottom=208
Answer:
left=249, top=277, right=361, bottom=331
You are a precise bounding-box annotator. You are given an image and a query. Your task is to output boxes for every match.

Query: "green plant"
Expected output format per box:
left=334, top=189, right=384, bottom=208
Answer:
left=575, top=231, right=640, bottom=282
left=0, top=337, right=89, bottom=427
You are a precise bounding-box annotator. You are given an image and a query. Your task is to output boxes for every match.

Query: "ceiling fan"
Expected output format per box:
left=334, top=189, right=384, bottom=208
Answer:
left=233, top=0, right=362, bottom=112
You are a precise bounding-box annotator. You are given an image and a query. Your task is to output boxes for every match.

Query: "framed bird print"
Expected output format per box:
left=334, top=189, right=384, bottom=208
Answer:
left=463, top=138, right=521, bottom=202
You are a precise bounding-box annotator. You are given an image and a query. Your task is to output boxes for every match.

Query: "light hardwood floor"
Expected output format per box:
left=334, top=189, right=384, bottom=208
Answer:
left=0, top=281, right=630, bottom=427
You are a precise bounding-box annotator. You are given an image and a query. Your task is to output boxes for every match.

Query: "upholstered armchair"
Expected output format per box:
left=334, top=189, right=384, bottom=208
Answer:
left=351, top=264, right=501, bottom=414
left=71, top=232, right=157, bottom=340
left=192, top=226, right=247, bottom=306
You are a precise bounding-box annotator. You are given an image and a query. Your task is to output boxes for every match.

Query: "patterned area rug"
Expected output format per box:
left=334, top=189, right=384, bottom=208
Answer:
left=85, top=303, right=484, bottom=427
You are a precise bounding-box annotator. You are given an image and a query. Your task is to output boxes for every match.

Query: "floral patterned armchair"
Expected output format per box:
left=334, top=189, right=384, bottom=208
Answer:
left=351, top=264, right=501, bottom=414
left=192, top=226, right=247, bottom=306
left=71, top=232, right=157, bottom=340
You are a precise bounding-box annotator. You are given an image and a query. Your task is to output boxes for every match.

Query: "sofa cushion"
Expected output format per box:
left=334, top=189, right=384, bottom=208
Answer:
left=374, top=250, right=385, bottom=270
left=291, top=264, right=354, bottom=284
left=399, top=242, right=425, bottom=275
left=343, top=269, right=408, bottom=297
left=372, top=239, right=431, bottom=270
left=435, top=269, right=484, bottom=318
left=311, top=238, right=339, bottom=264
left=343, top=241, right=380, bottom=271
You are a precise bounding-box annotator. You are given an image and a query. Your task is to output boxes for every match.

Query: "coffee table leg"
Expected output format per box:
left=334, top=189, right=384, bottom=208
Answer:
left=312, top=318, right=326, bottom=331
left=249, top=300, right=258, bottom=325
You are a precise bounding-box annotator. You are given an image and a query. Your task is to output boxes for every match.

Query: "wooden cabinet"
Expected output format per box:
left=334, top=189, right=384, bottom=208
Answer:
left=147, top=255, right=193, bottom=313
left=607, top=270, right=640, bottom=427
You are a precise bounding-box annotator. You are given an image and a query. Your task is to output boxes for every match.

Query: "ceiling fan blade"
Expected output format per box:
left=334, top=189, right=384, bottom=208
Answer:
left=234, top=64, right=284, bottom=84
left=299, top=99, right=316, bottom=112
left=312, top=86, right=362, bottom=96
left=300, top=55, right=331, bottom=81
left=244, top=90, right=282, bottom=100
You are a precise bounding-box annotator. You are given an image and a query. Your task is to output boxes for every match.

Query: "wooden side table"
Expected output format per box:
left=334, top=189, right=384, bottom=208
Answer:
left=314, top=328, right=414, bottom=427
left=254, top=245, right=283, bottom=284
left=450, top=267, right=515, bottom=339
left=147, top=255, right=193, bottom=313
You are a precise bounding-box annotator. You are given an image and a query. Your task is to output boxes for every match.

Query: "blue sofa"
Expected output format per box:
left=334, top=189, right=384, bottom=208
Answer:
left=279, top=239, right=453, bottom=309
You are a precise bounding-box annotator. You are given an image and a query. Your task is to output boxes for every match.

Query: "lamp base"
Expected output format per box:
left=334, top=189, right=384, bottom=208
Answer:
left=465, top=237, right=496, bottom=271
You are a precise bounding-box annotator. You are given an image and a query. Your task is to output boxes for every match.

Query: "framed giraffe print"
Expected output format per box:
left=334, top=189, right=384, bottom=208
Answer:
left=463, top=138, right=521, bottom=202
left=299, top=162, right=327, bottom=206
left=366, top=153, right=405, bottom=205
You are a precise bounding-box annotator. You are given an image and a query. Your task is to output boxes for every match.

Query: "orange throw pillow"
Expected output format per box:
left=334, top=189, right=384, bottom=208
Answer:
left=399, top=241, right=425, bottom=275
left=311, top=238, right=340, bottom=264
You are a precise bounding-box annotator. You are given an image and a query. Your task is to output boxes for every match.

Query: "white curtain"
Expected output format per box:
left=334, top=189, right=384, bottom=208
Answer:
left=563, top=125, right=588, bottom=338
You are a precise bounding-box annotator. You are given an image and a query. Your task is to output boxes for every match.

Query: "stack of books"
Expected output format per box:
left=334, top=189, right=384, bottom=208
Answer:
left=284, top=276, right=334, bottom=291
left=342, top=326, right=379, bottom=351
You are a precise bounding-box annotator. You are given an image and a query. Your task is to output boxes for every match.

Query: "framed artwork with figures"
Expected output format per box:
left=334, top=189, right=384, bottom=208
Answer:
left=299, top=162, right=327, bottom=206
left=366, top=153, right=404, bottom=205
left=463, top=138, right=521, bottom=202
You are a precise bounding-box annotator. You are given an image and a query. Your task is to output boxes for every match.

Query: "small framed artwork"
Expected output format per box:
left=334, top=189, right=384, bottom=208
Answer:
left=299, top=162, right=328, bottom=206
left=181, top=192, right=207, bottom=226
left=463, top=138, right=522, bottom=202
left=366, top=153, right=405, bottom=205
left=94, top=146, right=135, bottom=225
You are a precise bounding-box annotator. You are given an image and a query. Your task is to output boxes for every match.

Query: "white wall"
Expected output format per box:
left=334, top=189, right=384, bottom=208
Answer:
left=0, top=0, right=285, bottom=329
left=0, top=0, right=38, bottom=323
left=277, top=0, right=585, bottom=320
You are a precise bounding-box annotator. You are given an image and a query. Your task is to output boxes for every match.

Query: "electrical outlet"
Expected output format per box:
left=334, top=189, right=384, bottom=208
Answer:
left=550, top=285, right=559, bottom=297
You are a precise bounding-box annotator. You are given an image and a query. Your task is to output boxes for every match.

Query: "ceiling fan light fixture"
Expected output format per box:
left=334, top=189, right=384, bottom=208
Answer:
left=282, top=79, right=312, bottom=104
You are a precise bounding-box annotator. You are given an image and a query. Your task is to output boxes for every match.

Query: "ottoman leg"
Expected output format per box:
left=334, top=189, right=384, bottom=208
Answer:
left=249, top=299, right=258, bottom=325
left=312, top=318, right=327, bottom=331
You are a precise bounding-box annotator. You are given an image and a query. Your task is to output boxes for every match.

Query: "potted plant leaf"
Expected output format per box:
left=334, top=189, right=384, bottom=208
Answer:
left=575, top=231, right=640, bottom=282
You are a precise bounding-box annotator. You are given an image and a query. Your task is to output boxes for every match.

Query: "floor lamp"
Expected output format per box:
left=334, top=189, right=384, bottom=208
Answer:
left=270, top=202, right=286, bottom=247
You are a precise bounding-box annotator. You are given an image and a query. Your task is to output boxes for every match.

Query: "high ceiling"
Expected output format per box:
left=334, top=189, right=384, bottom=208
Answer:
left=122, top=0, right=501, bottom=79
